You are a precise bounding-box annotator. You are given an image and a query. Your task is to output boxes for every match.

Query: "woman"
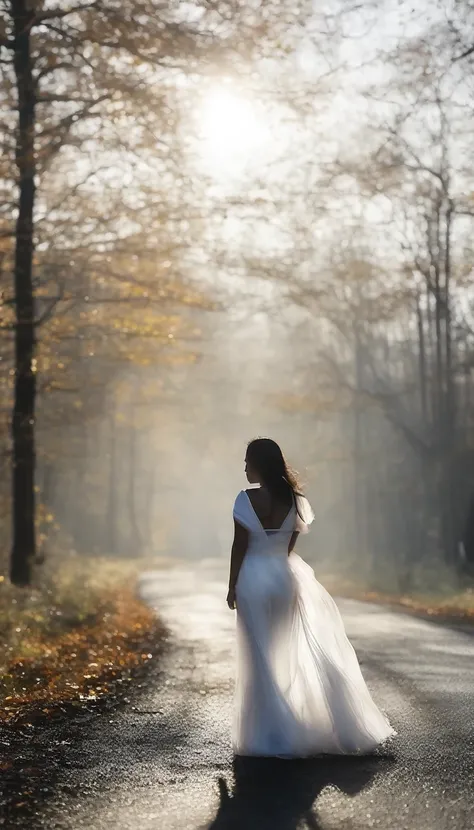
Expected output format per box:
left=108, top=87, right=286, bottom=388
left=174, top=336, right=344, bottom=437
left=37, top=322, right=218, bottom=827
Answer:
left=227, top=437, right=395, bottom=758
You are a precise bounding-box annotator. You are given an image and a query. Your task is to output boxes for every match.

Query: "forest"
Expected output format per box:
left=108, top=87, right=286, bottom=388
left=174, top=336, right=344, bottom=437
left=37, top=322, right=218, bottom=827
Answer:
left=1, top=0, right=474, bottom=733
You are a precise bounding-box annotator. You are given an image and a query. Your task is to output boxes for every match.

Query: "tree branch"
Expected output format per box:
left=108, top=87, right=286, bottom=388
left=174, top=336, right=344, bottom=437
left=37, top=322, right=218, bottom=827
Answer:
left=34, top=3, right=100, bottom=26
left=34, top=293, right=64, bottom=327
left=454, top=44, right=474, bottom=62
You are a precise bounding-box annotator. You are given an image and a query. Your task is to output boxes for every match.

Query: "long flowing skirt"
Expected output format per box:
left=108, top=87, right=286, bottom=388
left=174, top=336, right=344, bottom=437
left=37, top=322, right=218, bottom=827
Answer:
left=233, top=552, right=395, bottom=757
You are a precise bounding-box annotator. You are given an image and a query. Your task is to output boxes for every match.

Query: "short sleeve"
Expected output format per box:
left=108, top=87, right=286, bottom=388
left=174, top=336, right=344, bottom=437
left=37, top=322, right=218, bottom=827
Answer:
left=295, top=494, right=314, bottom=535
left=233, top=490, right=253, bottom=531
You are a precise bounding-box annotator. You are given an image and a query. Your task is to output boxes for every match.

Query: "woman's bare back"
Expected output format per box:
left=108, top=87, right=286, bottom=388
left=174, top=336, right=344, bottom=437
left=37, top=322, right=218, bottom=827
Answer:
left=246, top=487, right=292, bottom=530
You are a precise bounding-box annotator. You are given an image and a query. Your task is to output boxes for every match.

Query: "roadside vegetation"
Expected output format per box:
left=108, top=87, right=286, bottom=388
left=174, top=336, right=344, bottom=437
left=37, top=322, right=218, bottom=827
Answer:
left=319, top=569, right=474, bottom=625
left=0, top=557, right=167, bottom=726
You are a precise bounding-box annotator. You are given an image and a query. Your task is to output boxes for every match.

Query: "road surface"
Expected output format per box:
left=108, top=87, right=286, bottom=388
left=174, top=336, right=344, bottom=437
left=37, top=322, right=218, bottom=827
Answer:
left=34, top=559, right=473, bottom=829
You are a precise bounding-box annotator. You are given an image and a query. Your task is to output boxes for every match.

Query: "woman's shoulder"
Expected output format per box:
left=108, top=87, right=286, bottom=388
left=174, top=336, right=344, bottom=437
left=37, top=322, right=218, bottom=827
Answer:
left=233, top=489, right=250, bottom=512
left=233, top=488, right=265, bottom=509
left=245, top=487, right=269, bottom=509
left=233, top=490, right=254, bottom=530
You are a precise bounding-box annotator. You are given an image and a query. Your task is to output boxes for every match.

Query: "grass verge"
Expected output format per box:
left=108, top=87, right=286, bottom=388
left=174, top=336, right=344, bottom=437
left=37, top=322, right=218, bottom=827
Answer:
left=320, top=572, right=474, bottom=625
left=0, top=556, right=167, bottom=726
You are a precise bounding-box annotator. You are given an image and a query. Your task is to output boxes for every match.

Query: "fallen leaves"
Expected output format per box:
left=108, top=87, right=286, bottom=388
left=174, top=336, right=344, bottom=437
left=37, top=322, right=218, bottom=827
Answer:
left=0, top=563, right=166, bottom=726
left=319, top=573, right=474, bottom=624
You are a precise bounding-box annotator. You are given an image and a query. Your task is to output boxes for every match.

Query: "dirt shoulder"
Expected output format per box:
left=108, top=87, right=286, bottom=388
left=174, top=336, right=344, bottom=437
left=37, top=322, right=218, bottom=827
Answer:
left=320, top=573, right=474, bottom=629
left=0, top=556, right=167, bottom=825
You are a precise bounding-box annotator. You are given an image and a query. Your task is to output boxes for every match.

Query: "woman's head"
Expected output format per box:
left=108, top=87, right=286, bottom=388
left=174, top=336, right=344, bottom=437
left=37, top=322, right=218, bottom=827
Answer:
left=245, top=438, right=301, bottom=503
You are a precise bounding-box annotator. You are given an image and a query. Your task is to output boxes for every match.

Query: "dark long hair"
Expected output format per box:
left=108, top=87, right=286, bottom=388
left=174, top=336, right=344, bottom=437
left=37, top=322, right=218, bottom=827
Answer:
left=246, top=438, right=302, bottom=507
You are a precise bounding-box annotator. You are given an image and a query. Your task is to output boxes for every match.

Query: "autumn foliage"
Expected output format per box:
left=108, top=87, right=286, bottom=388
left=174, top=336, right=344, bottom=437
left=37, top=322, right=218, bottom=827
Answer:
left=0, top=558, right=166, bottom=726
left=318, top=572, right=474, bottom=625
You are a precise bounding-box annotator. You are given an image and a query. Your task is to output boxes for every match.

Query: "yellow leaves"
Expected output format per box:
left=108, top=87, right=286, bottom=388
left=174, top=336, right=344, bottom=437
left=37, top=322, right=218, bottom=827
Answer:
left=0, top=556, right=165, bottom=725
left=318, top=573, right=474, bottom=624
left=1, top=584, right=162, bottom=725
left=35, top=503, right=57, bottom=534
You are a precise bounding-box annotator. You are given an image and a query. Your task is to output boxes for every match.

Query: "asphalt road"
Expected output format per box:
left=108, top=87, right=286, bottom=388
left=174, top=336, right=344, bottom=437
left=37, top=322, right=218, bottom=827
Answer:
left=33, top=559, right=473, bottom=830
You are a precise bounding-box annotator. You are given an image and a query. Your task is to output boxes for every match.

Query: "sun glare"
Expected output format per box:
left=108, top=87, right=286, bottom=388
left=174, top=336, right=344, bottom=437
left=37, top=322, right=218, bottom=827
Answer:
left=198, top=85, right=269, bottom=176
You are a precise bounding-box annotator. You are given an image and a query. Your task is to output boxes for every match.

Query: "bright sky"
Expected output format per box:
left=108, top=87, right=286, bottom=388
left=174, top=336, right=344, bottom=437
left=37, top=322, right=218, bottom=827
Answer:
left=197, top=82, right=271, bottom=180
left=192, top=0, right=471, bottom=258
left=193, top=0, right=454, bottom=182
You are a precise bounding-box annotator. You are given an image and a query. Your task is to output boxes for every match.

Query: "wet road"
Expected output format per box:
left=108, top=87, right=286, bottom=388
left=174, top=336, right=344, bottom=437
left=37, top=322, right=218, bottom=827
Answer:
left=37, top=559, right=473, bottom=830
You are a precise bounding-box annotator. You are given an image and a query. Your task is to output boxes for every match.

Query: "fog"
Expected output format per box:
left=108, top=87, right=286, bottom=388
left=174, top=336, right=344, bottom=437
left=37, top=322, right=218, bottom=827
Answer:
left=32, top=263, right=474, bottom=597
left=2, top=0, right=474, bottom=595
left=26, top=296, right=356, bottom=589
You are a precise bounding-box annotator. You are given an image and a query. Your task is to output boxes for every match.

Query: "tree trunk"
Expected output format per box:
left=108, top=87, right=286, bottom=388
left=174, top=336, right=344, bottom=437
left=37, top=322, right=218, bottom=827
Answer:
left=416, top=294, right=428, bottom=426
left=10, top=0, right=37, bottom=586
left=128, top=409, right=144, bottom=556
left=444, top=201, right=455, bottom=438
left=441, top=200, right=458, bottom=567
left=144, top=458, right=156, bottom=550
left=433, top=204, right=444, bottom=427
left=107, top=413, right=117, bottom=554
left=352, top=323, right=367, bottom=565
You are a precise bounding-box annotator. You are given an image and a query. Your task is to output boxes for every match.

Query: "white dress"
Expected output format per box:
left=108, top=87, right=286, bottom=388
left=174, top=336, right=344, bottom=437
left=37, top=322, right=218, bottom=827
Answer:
left=233, top=490, right=395, bottom=757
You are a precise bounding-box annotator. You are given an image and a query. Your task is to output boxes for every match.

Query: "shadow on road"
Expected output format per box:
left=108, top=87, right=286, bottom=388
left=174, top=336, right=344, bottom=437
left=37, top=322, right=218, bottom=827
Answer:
left=205, top=753, right=395, bottom=830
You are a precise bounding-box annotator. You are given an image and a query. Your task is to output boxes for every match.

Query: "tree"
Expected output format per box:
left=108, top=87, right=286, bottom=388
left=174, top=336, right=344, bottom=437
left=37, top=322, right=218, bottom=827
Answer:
left=0, top=1, right=238, bottom=583
left=8, top=1, right=38, bottom=586
left=192, top=1, right=474, bottom=585
left=2, top=0, right=340, bottom=583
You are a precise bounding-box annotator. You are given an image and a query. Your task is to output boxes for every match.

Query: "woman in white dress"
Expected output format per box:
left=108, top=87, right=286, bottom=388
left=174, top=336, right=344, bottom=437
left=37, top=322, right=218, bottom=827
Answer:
left=226, top=438, right=395, bottom=758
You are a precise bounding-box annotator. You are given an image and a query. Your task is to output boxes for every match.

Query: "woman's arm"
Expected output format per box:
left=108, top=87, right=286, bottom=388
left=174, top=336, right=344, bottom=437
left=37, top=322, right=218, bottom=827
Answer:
left=227, top=520, right=249, bottom=609
left=288, top=531, right=299, bottom=555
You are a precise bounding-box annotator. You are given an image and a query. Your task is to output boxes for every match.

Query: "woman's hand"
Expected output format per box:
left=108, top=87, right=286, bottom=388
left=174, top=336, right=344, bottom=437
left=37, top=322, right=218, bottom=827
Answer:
left=227, top=587, right=236, bottom=610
